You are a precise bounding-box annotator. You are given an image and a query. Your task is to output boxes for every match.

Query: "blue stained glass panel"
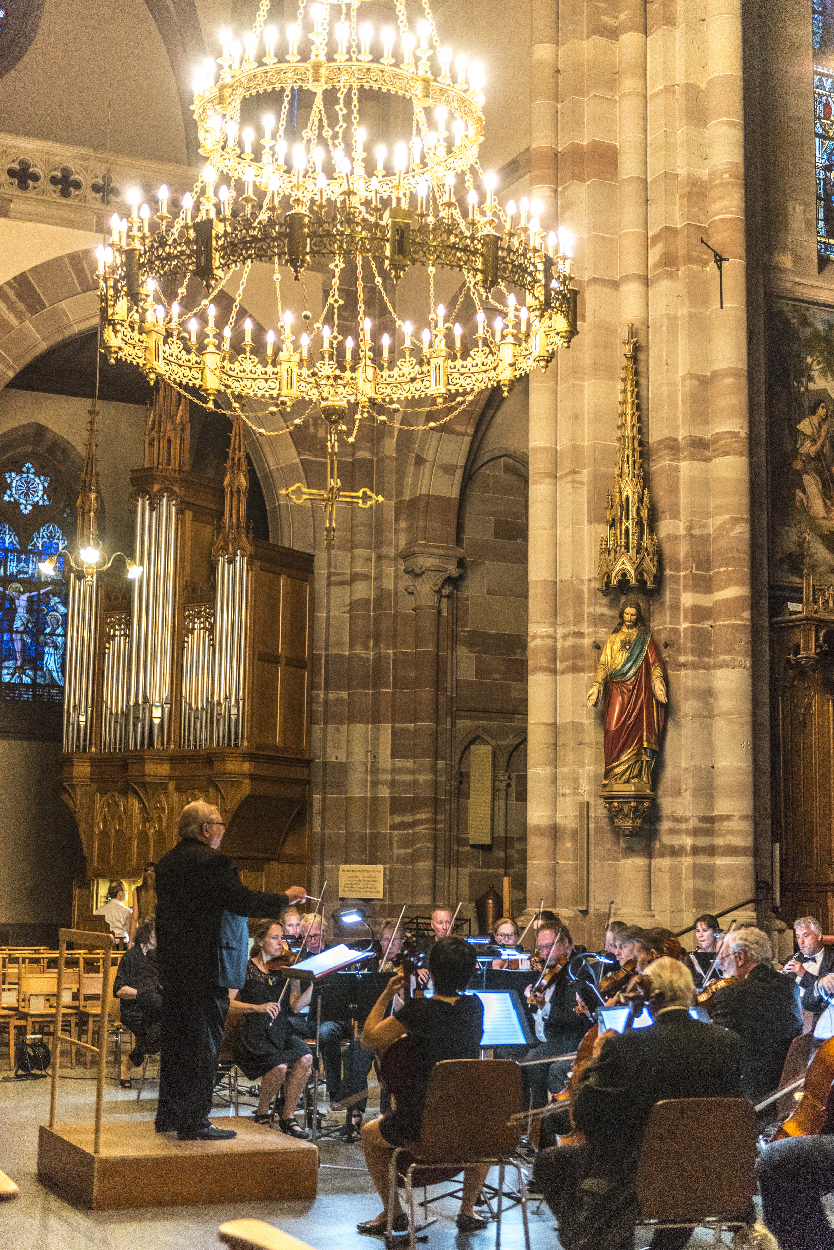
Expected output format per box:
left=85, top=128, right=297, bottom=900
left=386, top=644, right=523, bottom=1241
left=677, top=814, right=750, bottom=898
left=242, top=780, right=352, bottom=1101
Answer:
left=3, top=462, right=51, bottom=515
left=0, top=521, right=66, bottom=700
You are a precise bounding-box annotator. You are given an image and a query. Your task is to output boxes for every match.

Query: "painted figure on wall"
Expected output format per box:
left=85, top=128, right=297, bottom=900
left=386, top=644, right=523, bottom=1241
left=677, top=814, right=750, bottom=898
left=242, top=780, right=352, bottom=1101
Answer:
left=795, top=400, right=834, bottom=519
left=587, top=598, right=667, bottom=790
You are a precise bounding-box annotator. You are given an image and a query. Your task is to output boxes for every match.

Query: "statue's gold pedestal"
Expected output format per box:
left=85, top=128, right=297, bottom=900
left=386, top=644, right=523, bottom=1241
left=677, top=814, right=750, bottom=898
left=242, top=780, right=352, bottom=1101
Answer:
left=37, top=1119, right=318, bottom=1210
left=601, top=783, right=654, bottom=834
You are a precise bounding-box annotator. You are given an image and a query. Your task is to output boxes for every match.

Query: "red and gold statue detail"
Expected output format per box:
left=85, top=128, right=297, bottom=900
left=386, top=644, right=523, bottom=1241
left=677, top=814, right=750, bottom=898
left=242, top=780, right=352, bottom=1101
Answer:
left=587, top=597, right=667, bottom=831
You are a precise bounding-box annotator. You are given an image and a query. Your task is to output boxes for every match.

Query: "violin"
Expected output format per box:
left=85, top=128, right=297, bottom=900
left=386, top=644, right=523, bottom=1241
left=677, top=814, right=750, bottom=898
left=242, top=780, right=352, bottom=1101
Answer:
left=695, top=974, right=739, bottom=1014
left=598, top=958, right=637, bottom=1000
left=526, top=956, right=568, bottom=1008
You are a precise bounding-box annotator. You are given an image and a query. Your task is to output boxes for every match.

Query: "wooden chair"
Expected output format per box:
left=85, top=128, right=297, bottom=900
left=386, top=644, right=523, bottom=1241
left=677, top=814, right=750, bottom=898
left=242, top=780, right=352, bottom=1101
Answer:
left=11, top=972, right=78, bottom=1069
left=635, top=1097, right=757, bottom=1241
left=387, top=1058, right=528, bottom=1250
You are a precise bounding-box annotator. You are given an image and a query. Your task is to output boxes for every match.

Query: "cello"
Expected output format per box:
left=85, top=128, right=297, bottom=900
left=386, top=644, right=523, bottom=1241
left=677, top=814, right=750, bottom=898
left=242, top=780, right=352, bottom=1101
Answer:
left=766, top=1036, right=834, bottom=1139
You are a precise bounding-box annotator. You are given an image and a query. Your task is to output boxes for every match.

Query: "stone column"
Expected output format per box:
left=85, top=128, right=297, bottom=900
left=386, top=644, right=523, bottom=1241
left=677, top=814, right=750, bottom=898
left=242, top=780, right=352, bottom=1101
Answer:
left=399, top=543, right=463, bottom=903
left=527, top=0, right=561, bottom=909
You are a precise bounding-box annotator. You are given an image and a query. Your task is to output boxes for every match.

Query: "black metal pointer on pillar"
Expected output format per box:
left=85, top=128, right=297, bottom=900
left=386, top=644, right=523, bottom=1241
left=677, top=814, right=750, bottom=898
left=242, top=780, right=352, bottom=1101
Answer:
left=700, top=237, right=730, bottom=309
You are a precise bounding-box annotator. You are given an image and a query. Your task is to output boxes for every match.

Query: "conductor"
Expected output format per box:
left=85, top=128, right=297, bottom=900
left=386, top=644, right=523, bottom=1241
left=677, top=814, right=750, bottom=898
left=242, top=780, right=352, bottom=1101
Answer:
left=154, top=800, right=307, bottom=1140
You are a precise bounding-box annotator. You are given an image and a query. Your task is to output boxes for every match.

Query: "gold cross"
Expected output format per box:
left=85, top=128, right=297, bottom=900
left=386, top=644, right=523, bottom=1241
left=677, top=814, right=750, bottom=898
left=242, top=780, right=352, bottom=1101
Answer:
left=280, top=408, right=383, bottom=544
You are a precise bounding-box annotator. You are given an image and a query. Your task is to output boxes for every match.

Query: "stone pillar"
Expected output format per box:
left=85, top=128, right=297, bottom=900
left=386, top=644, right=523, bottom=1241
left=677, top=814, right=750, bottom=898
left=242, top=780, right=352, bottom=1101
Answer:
left=400, top=543, right=463, bottom=903
left=527, top=0, right=561, bottom=910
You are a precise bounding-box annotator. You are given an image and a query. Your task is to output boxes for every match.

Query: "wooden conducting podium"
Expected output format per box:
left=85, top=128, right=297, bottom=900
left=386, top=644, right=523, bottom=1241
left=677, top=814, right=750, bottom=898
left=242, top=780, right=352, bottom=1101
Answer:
left=37, top=930, right=318, bottom=1210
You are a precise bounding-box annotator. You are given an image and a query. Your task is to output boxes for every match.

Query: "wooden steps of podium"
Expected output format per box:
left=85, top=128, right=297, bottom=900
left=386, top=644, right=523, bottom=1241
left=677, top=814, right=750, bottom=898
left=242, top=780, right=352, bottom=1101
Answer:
left=37, top=1118, right=318, bottom=1210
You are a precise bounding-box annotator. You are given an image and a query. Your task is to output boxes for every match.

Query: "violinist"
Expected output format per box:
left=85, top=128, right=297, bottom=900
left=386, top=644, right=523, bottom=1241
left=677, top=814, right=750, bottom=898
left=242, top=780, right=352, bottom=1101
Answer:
left=534, top=957, right=742, bottom=1250
left=604, top=919, right=628, bottom=954
left=378, top=922, right=404, bottom=973
left=709, top=927, right=802, bottom=1103
left=687, top=912, right=722, bottom=987
left=416, top=906, right=454, bottom=987
left=515, top=924, right=593, bottom=1112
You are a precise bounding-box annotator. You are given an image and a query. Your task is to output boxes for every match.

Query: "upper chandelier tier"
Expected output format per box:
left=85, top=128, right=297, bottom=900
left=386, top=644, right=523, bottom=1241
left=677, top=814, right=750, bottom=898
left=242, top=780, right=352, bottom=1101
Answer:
left=97, top=0, right=578, bottom=418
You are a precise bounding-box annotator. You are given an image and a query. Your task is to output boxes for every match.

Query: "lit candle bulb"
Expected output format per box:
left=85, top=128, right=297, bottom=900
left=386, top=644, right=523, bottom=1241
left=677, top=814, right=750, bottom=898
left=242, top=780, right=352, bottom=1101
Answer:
left=416, top=179, right=428, bottom=213
left=110, top=212, right=120, bottom=241
left=363, top=316, right=372, bottom=342
left=382, top=28, right=395, bottom=61
left=547, top=230, right=557, bottom=257
left=436, top=304, right=445, bottom=333
left=128, top=189, right=141, bottom=220
left=402, top=33, right=415, bottom=65
left=171, top=301, right=180, bottom=324
left=336, top=22, right=349, bottom=56
left=422, top=327, right=431, bottom=350
left=494, top=316, right=503, bottom=342
left=454, top=323, right=462, bottom=351
left=207, top=304, right=216, bottom=330
left=476, top=310, right=486, bottom=337
left=455, top=53, right=468, bottom=84
left=158, top=184, right=169, bottom=216
left=381, top=333, right=390, bottom=362
left=220, top=30, right=232, bottom=59
left=300, top=332, right=310, bottom=360
left=103, top=246, right=113, bottom=265
left=287, top=24, right=300, bottom=59
left=283, top=310, right=293, bottom=339
left=263, top=114, right=275, bottom=144
left=155, top=304, right=165, bottom=324
left=96, top=245, right=106, bottom=274
left=231, top=39, right=242, bottom=70
left=316, top=172, right=327, bottom=204
left=244, top=33, right=257, bottom=64
left=218, top=185, right=230, bottom=215
left=355, top=127, right=366, bottom=157
left=322, top=325, right=331, bottom=352
left=519, top=306, right=529, bottom=332
left=375, top=145, right=387, bottom=175
left=404, top=321, right=413, bottom=349
left=504, top=199, right=516, bottom=227
left=467, top=188, right=478, bottom=218
left=266, top=329, right=275, bottom=360
left=293, top=145, right=306, bottom=171
left=189, top=318, right=198, bottom=345
left=439, top=47, right=452, bottom=79
left=244, top=317, right=252, bottom=345
left=345, top=336, right=354, bottom=364
left=484, top=173, right=496, bottom=208
left=223, top=324, right=232, bottom=348
left=313, top=147, right=324, bottom=173
left=242, top=128, right=255, bottom=155
left=519, top=197, right=529, bottom=226
left=411, top=135, right=423, bottom=165
left=359, top=23, right=372, bottom=58
left=263, top=26, right=277, bottom=61
left=276, top=139, right=287, bottom=166
left=140, top=203, right=151, bottom=232
left=452, top=119, right=465, bottom=146
left=557, top=225, right=575, bottom=256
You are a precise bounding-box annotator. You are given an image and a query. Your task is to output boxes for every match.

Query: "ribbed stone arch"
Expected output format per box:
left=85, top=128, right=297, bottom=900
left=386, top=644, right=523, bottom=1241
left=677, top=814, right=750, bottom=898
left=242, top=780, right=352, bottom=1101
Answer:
left=0, top=251, right=100, bottom=390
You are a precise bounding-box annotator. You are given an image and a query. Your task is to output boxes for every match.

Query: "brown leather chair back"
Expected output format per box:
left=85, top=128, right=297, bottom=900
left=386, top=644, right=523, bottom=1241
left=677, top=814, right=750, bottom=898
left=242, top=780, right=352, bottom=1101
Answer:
left=410, top=1058, right=522, bottom=1163
left=636, top=1097, right=757, bottom=1222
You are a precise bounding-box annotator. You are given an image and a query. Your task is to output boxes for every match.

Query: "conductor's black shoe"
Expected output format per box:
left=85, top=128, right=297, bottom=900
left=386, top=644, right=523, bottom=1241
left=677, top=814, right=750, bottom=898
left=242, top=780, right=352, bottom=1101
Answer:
left=155, top=1119, right=177, bottom=1133
left=456, top=1214, right=489, bottom=1233
left=357, top=1214, right=408, bottom=1238
left=177, top=1122, right=237, bottom=1141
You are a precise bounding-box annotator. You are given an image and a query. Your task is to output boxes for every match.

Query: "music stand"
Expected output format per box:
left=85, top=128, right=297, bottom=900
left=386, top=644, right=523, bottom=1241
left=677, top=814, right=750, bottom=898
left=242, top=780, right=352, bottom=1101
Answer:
left=275, top=945, right=372, bottom=1141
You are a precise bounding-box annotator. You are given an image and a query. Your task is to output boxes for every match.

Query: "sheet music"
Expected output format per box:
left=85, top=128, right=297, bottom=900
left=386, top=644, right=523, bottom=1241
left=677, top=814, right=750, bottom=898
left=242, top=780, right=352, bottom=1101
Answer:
left=290, top=944, right=368, bottom=978
left=470, top=990, right=531, bottom=1047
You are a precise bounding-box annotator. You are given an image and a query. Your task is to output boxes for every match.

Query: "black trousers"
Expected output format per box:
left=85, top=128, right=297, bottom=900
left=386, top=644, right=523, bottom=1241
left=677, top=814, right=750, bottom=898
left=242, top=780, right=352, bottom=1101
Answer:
left=534, top=1144, right=692, bottom=1250
left=157, top=980, right=228, bottom=1132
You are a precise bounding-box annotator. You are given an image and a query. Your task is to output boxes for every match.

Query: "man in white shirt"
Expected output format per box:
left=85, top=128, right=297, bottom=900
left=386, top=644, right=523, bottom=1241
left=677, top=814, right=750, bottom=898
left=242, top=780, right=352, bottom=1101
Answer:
left=95, top=880, right=132, bottom=943
left=782, top=916, right=834, bottom=1024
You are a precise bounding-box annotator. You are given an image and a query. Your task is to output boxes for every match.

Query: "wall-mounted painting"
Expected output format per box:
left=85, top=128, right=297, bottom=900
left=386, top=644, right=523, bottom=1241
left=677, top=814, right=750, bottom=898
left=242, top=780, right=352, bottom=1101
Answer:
left=768, top=297, right=834, bottom=586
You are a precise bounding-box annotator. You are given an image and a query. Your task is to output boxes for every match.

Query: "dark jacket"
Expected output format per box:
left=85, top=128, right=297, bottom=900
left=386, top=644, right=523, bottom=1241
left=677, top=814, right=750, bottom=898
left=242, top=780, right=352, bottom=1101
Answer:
left=796, top=946, right=834, bottom=1016
left=113, top=943, right=146, bottom=1031
left=710, top=962, right=802, bottom=1102
left=155, top=836, right=290, bottom=990
left=540, top=959, right=594, bottom=1050
left=572, top=1008, right=743, bottom=1178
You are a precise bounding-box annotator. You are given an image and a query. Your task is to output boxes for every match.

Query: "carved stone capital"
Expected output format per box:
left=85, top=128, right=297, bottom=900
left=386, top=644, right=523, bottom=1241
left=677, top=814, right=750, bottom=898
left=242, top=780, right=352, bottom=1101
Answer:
left=602, top=787, right=654, bottom=836
left=399, top=543, right=464, bottom=610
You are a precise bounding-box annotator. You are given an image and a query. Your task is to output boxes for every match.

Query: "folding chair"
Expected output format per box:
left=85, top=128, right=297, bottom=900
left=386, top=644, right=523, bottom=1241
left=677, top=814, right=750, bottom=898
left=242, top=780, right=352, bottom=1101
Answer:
left=387, top=1058, right=529, bottom=1250
left=636, top=1097, right=758, bottom=1241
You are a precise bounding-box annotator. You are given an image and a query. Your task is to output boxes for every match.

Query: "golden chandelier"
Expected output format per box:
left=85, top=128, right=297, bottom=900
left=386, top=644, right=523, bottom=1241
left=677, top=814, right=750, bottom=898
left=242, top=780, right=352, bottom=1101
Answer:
left=97, top=0, right=577, bottom=432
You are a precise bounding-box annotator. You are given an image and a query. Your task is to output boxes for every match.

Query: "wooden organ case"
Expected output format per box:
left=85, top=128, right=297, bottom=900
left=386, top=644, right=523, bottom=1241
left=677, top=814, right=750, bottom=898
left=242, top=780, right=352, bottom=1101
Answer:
left=61, top=385, right=313, bottom=927
left=770, top=568, right=834, bottom=931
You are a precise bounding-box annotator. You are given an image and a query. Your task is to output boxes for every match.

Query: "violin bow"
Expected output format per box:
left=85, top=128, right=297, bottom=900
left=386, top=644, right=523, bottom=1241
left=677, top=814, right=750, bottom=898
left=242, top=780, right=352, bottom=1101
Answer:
left=450, top=901, right=463, bottom=931
left=516, top=902, right=542, bottom=952
left=276, top=878, right=328, bottom=1005
left=381, top=904, right=407, bottom=967
left=530, top=924, right=566, bottom=999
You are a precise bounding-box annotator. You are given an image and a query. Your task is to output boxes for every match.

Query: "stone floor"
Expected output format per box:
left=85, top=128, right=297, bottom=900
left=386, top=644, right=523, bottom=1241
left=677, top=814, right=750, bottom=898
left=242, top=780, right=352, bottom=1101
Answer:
left=0, top=1062, right=555, bottom=1250
left=0, top=1059, right=768, bottom=1250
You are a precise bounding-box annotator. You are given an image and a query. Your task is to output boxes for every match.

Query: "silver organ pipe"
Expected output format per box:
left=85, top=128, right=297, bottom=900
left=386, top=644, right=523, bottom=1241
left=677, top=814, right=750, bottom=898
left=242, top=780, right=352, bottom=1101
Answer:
left=63, top=575, right=98, bottom=753
left=127, top=493, right=178, bottom=749
left=210, top=554, right=248, bottom=748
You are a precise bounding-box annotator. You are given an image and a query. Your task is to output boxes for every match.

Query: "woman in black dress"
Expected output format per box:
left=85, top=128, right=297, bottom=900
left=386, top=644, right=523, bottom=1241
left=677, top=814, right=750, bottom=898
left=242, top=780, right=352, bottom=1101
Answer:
left=228, top=919, right=312, bottom=1137
left=357, top=936, right=487, bottom=1238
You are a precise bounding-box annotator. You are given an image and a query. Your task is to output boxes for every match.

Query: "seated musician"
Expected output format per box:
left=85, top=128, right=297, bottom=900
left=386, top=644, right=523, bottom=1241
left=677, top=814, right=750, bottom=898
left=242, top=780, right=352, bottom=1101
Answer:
left=516, top=924, right=593, bottom=1111
left=534, top=957, right=743, bottom=1250
left=708, top=926, right=802, bottom=1103
left=378, top=922, right=404, bottom=972
left=687, top=912, right=722, bottom=987
left=113, top=918, right=157, bottom=1087
left=279, top=907, right=304, bottom=944
left=491, top=917, right=524, bottom=969
left=603, top=919, right=628, bottom=955
left=758, top=1079, right=834, bottom=1250
left=227, top=919, right=311, bottom=1137
left=612, top=924, right=641, bottom=969
left=290, top=915, right=364, bottom=1113
left=783, top=916, right=834, bottom=1026
left=357, top=936, right=488, bottom=1239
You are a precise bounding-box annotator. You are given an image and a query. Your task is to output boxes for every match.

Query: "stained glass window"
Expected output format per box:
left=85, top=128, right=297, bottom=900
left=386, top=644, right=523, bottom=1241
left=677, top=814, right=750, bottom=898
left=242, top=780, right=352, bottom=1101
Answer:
left=0, top=517, right=66, bottom=701
left=3, top=461, right=51, bottom=514
left=816, top=3, right=834, bottom=257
